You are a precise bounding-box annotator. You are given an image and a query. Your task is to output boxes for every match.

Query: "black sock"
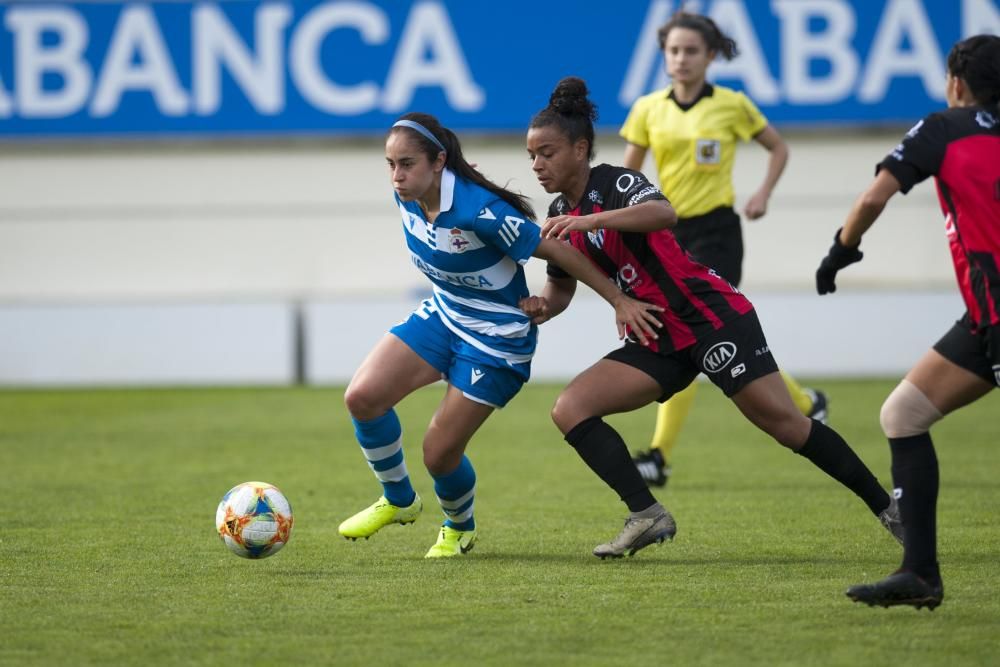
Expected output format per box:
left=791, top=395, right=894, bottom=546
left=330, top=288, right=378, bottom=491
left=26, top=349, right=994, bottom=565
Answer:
left=890, top=433, right=940, bottom=583
left=796, top=420, right=891, bottom=515
left=565, top=417, right=656, bottom=512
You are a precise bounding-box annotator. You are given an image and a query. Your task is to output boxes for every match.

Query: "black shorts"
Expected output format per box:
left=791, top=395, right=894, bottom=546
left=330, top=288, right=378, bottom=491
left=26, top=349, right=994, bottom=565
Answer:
left=933, top=313, right=998, bottom=386
left=605, top=310, right=779, bottom=400
left=672, top=206, right=743, bottom=287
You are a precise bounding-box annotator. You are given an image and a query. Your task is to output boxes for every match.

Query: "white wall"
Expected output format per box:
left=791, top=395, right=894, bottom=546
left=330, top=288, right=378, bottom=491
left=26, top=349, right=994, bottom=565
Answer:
left=0, top=302, right=294, bottom=386
left=0, top=133, right=962, bottom=385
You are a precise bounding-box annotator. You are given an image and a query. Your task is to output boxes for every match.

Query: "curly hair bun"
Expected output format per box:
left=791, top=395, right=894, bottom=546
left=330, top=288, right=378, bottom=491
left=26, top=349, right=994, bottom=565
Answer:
left=548, top=76, right=598, bottom=122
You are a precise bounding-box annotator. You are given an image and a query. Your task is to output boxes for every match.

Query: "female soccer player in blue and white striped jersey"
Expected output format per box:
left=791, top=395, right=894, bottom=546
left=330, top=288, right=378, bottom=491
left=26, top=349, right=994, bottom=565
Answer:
left=337, top=112, right=664, bottom=557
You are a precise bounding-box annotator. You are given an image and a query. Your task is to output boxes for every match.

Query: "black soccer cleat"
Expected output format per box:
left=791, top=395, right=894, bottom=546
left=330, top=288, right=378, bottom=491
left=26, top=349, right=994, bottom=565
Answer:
left=632, top=449, right=671, bottom=488
left=846, top=570, right=943, bottom=610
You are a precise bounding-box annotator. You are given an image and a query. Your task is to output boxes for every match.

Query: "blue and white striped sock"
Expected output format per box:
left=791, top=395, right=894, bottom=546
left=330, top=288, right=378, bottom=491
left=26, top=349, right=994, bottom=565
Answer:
left=352, top=410, right=415, bottom=507
left=433, top=455, right=476, bottom=531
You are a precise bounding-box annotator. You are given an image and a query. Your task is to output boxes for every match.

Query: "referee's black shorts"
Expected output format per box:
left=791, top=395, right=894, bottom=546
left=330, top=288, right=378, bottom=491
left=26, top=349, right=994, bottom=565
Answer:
left=671, top=206, right=743, bottom=287
left=605, top=310, right=779, bottom=401
left=933, top=312, right=999, bottom=386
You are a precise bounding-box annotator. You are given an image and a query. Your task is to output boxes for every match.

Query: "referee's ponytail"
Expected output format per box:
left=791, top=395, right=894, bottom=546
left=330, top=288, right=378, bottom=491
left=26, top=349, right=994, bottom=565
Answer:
left=389, top=112, right=535, bottom=220
left=947, top=34, right=1000, bottom=113
left=657, top=12, right=738, bottom=61
left=529, top=76, right=598, bottom=161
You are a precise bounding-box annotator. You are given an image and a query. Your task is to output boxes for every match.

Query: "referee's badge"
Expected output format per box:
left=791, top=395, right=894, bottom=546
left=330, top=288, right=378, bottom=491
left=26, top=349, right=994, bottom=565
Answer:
left=695, top=139, right=721, bottom=165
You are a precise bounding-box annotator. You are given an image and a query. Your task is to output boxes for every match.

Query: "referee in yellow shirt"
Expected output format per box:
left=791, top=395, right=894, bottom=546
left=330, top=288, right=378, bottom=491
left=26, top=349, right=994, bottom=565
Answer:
left=621, top=11, right=828, bottom=488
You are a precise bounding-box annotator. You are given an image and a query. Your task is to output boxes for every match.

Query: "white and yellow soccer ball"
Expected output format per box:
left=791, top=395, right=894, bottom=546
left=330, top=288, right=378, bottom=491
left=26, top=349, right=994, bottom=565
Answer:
left=215, top=481, right=293, bottom=559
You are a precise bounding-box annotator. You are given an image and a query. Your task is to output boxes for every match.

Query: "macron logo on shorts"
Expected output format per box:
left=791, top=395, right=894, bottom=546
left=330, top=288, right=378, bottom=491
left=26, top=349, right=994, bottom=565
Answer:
left=471, top=368, right=485, bottom=385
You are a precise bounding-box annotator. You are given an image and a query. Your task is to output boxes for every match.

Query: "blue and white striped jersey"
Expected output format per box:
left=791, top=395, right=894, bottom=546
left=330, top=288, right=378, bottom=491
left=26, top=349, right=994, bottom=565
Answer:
left=396, top=168, right=542, bottom=364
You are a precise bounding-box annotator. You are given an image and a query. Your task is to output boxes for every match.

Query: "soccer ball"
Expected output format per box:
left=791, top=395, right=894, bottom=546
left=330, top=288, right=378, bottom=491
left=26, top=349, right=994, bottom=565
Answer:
left=215, top=481, right=294, bottom=559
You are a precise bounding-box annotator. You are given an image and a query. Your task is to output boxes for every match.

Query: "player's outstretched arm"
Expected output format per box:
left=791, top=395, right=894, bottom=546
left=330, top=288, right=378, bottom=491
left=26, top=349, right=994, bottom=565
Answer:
left=816, top=169, right=902, bottom=295
left=841, top=169, right=902, bottom=246
left=541, top=200, right=676, bottom=240
left=533, top=238, right=663, bottom=345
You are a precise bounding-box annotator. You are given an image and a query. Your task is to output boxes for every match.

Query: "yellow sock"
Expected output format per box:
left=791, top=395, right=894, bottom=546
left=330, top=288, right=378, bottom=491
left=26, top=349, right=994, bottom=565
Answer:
left=649, top=382, right=699, bottom=462
left=780, top=369, right=813, bottom=415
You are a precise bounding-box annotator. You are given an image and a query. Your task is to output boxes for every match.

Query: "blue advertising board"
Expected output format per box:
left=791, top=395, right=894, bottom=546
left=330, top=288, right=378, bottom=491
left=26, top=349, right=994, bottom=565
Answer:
left=0, top=0, right=996, bottom=138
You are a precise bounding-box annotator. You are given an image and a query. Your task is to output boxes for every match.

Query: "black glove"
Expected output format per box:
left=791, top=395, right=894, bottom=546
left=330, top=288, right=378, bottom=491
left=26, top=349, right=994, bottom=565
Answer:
left=816, top=228, right=863, bottom=295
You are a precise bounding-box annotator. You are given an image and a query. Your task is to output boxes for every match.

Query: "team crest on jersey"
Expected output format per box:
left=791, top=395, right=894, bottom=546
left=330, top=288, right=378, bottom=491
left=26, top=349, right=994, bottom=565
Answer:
left=696, top=139, right=721, bottom=165
left=587, top=189, right=603, bottom=204
left=437, top=227, right=485, bottom=254
left=449, top=228, right=472, bottom=253
left=588, top=228, right=606, bottom=249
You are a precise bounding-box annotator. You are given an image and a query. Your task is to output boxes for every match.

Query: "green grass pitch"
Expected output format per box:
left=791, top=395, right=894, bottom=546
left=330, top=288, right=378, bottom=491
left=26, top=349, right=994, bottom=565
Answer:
left=1, top=380, right=998, bottom=666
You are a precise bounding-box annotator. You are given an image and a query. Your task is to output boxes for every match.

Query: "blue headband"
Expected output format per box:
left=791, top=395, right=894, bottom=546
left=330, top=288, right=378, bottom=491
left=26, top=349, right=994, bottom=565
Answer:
left=392, top=119, right=446, bottom=153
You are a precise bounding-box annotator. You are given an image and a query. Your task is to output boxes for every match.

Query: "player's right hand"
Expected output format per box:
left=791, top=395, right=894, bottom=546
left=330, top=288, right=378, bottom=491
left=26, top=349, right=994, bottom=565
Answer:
left=816, top=228, right=864, bottom=295
left=518, top=295, right=551, bottom=325
left=611, top=294, right=663, bottom=346
left=542, top=214, right=596, bottom=240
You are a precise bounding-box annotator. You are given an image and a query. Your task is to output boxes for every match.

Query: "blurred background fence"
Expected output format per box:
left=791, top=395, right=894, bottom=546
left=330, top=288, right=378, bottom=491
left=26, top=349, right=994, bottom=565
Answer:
left=1, top=0, right=996, bottom=385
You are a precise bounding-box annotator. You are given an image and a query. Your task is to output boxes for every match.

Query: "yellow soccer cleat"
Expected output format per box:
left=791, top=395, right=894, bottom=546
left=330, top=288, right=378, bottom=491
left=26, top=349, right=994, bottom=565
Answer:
left=424, top=525, right=477, bottom=558
left=338, top=494, right=422, bottom=540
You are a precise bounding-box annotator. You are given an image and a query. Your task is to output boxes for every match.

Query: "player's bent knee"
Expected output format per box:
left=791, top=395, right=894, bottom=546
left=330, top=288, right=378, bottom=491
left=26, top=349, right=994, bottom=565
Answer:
left=343, top=382, right=386, bottom=421
left=879, top=379, right=943, bottom=438
left=550, top=392, right=584, bottom=435
left=422, top=438, right=463, bottom=476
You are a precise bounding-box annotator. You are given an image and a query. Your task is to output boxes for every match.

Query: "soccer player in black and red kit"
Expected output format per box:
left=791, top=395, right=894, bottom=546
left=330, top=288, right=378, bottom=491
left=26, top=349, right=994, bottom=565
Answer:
left=818, top=35, right=1000, bottom=610
left=520, top=77, right=901, bottom=558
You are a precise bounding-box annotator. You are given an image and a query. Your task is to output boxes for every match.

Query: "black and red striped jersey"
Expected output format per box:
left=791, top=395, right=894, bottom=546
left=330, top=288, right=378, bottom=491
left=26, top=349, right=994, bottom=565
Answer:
left=546, top=163, right=753, bottom=353
left=878, top=106, right=1000, bottom=330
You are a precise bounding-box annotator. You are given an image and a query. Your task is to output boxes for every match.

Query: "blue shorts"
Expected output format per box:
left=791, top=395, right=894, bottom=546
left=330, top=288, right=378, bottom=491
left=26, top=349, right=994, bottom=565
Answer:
left=390, top=299, right=531, bottom=408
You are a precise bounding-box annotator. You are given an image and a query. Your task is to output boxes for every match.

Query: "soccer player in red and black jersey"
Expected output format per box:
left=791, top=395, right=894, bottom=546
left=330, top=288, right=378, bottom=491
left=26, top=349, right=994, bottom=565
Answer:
left=818, top=35, right=1000, bottom=610
left=520, top=77, right=900, bottom=559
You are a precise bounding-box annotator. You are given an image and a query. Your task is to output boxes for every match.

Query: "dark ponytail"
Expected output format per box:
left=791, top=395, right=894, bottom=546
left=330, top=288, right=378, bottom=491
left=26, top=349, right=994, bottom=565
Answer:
left=947, top=34, right=1000, bottom=112
left=529, top=76, right=598, bottom=160
left=389, top=112, right=535, bottom=219
left=657, top=12, right=738, bottom=61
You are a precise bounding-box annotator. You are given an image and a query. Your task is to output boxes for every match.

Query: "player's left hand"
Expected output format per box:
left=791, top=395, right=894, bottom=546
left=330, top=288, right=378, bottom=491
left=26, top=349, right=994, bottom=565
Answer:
left=518, top=295, right=551, bottom=325
left=742, top=192, right=769, bottom=220
left=541, top=214, right=597, bottom=240
left=611, top=294, right=663, bottom=346
left=816, top=228, right=863, bottom=295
